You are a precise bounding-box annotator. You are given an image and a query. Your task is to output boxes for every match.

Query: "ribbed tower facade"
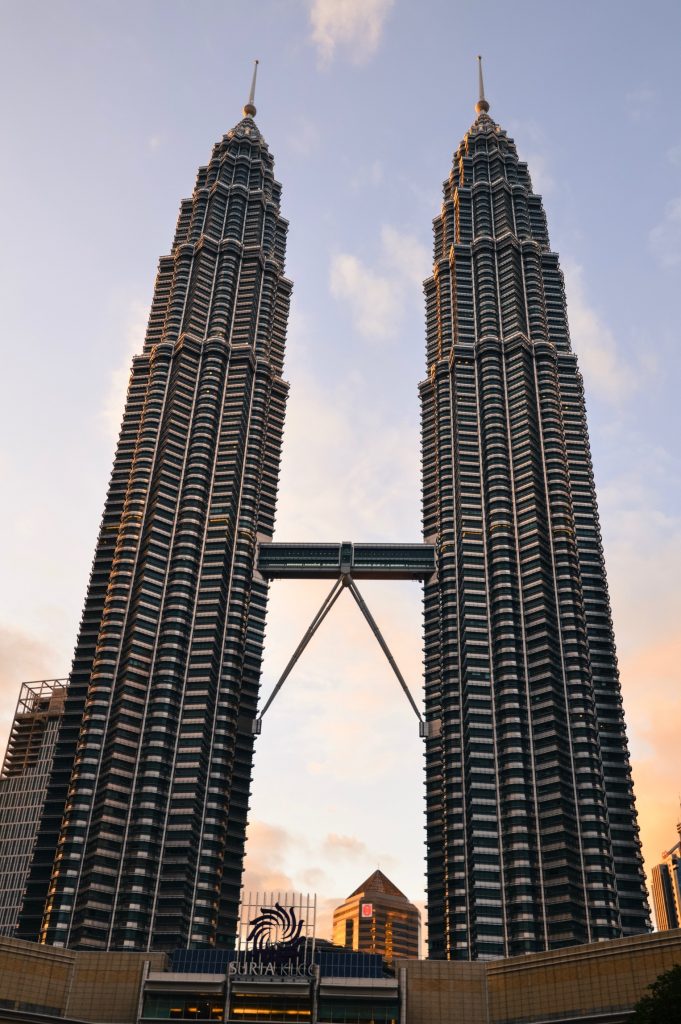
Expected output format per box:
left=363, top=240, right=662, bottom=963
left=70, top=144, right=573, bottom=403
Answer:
left=421, top=86, right=650, bottom=959
left=18, top=103, right=291, bottom=951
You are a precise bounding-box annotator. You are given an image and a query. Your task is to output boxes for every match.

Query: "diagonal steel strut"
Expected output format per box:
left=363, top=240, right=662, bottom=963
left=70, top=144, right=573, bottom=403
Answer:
left=345, top=576, right=423, bottom=724
left=253, top=577, right=345, bottom=731
left=254, top=574, right=424, bottom=733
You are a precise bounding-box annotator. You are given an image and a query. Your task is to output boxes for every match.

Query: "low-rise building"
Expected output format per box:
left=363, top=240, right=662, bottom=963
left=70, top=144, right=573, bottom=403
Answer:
left=1, top=927, right=680, bottom=1023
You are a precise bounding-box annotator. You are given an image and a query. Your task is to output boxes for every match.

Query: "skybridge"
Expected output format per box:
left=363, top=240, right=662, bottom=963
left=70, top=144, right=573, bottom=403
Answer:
left=257, top=541, right=436, bottom=581
left=254, top=541, right=438, bottom=738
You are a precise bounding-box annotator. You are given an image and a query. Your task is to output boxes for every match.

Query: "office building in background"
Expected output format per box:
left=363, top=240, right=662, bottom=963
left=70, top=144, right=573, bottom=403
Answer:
left=650, top=818, right=681, bottom=930
left=332, top=870, right=420, bottom=961
left=0, top=680, right=65, bottom=936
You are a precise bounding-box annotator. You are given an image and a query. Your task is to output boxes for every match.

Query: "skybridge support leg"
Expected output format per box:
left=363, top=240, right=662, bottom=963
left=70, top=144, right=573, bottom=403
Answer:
left=344, top=576, right=424, bottom=726
left=254, top=573, right=429, bottom=736
left=252, top=577, right=345, bottom=733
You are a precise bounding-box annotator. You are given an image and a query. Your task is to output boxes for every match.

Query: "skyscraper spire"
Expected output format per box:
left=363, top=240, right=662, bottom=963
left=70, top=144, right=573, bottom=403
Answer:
left=243, top=58, right=259, bottom=117
left=475, top=54, right=489, bottom=114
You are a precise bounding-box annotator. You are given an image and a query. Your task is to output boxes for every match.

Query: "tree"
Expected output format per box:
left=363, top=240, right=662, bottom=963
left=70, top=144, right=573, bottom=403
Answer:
left=631, top=963, right=681, bottom=1023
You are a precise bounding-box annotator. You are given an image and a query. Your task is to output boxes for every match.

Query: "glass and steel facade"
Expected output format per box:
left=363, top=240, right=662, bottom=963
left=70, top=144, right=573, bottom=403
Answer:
left=650, top=821, right=681, bottom=931
left=420, top=101, right=650, bottom=959
left=0, top=680, right=66, bottom=936
left=17, top=110, right=292, bottom=951
left=140, top=947, right=398, bottom=1024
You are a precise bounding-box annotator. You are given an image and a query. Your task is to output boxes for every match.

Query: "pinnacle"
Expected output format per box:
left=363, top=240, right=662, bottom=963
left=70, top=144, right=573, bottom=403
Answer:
left=348, top=869, right=409, bottom=901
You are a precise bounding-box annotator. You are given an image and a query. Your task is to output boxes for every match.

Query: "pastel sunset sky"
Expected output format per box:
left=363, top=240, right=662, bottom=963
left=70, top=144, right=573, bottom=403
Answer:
left=0, top=0, right=679, bottom=939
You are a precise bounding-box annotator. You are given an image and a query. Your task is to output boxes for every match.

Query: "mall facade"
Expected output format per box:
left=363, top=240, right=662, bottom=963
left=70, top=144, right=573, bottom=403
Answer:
left=1, top=927, right=681, bottom=1024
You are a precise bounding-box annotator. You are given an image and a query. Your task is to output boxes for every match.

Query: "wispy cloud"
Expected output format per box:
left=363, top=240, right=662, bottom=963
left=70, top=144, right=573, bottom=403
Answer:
left=309, top=0, right=394, bottom=66
left=241, top=820, right=299, bottom=896
left=100, top=301, right=148, bottom=441
left=329, top=225, right=429, bottom=341
left=285, top=115, right=321, bottom=159
left=562, top=262, right=637, bottom=404
left=649, top=196, right=681, bottom=268
left=596, top=441, right=681, bottom=889
left=241, top=820, right=401, bottom=938
left=508, top=119, right=555, bottom=195
left=322, top=833, right=369, bottom=859
left=667, top=141, right=681, bottom=167
left=349, top=159, right=384, bottom=191
left=625, top=87, right=656, bottom=122
left=330, top=253, right=400, bottom=340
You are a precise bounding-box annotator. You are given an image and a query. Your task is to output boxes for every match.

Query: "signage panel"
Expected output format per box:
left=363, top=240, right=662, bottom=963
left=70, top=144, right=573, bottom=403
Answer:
left=233, top=891, right=317, bottom=979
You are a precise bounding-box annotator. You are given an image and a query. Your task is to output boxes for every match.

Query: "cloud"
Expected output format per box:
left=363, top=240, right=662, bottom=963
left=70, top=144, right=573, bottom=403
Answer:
left=649, top=196, right=681, bottom=268
left=100, top=301, right=148, bottom=441
left=330, top=253, right=400, bottom=340
left=350, top=159, right=384, bottom=191
left=309, top=0, right=394, bottom=66
left=322, top=833, right=369, bottom=859
left=625, top=87, right=656, bottom=122
left=329, top=225, right=429, bottom=341
left=667, top=142, right=681, bottom=167
left=241, top=820, right=298, bottom=896
left=595, top=442, right=681, bottom=901
left=562, top=262, right=637, bottom=404
left=241, top=821, right=398, bottom=939
left=526, top=152, right=555, bottom=196
left=285, top=116, right=321, bottom=159
left=508, top=120, right=555, bottom=195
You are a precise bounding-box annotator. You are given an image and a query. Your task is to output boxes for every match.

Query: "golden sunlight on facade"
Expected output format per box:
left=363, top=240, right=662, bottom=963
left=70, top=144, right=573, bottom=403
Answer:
left=332, top=870, right=420, bottom=961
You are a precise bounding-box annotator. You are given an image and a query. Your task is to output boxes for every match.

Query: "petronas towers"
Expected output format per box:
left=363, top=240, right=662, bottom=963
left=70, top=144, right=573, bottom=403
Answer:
left=19, top=98, right=291, bottom=950
left=15, top=69, right=650, bottom=958
left=421, top=81, right=649, bottom=957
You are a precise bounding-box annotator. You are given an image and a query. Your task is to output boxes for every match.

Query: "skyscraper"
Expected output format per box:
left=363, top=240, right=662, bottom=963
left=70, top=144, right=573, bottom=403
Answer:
left=18, top=75, right=292, bottom=951
left=420, top=65, right=650, bottom=959
left=0, top=680, right=66, bottom=936
left=650, top=819, right=681, bottom=931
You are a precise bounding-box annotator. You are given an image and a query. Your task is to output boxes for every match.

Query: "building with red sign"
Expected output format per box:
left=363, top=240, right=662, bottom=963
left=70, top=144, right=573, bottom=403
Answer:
left=332, top=871, right=420, bottom=962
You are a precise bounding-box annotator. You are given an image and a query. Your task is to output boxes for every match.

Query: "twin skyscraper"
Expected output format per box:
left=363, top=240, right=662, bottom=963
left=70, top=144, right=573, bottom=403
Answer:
left=16, top=67, right=651, bottom=959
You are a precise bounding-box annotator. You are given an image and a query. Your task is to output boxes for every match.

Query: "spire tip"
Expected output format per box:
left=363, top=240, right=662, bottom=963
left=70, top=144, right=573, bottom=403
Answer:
left=476, top=55, right=490, bottom=115
left=243, top=59, right=259, bottom=118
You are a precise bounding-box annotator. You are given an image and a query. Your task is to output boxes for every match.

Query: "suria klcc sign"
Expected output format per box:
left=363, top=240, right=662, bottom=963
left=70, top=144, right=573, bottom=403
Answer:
left=230, top=892, right=317, bottom=978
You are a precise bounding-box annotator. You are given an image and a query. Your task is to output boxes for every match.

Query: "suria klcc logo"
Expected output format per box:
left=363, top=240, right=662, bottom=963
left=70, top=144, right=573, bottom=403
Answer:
left=247, top=902, right=305, bottom=953
left=228, top=900, right=315, bottom=977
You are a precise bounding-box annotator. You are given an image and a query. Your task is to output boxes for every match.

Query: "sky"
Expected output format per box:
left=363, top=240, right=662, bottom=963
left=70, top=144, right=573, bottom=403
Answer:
left=0, top=0, right=680, bottom=941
